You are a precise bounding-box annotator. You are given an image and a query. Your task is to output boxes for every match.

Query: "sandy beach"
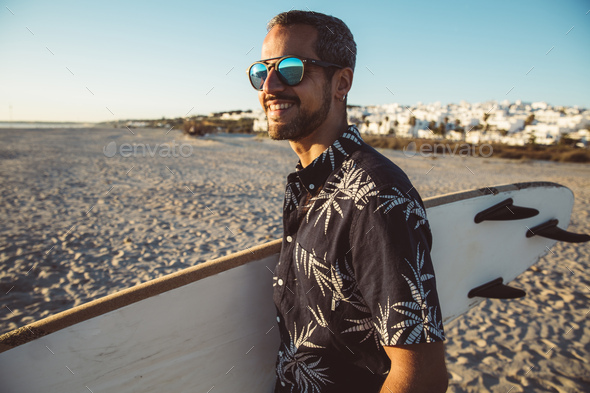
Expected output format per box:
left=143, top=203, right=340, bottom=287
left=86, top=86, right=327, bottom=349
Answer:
left=1, top=127, right=588, bottom=392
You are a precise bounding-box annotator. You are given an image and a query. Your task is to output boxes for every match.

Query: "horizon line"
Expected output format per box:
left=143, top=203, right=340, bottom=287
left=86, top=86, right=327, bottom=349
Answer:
left=2, top=99, right=588, bottom=124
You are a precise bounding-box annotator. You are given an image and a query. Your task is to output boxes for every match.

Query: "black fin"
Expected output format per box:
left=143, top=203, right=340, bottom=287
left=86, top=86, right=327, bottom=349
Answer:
left=468, top=277, right=526, bottom=299
left=474, top=198, right=539, bottom=223
left=526, top=219, right=590, bottom=243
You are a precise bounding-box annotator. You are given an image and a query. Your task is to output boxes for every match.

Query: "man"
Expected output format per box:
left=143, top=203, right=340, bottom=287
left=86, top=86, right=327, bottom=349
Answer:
left=247, top=10, right=448, bottom=393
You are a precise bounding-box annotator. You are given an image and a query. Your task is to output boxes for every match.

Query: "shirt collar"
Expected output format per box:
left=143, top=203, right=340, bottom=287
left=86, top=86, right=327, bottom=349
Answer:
left=291, top=124, right=364, bottom=195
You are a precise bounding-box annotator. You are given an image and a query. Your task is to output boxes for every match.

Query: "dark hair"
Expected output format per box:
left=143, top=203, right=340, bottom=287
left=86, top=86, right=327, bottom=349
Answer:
left=267, top=10, right=357, bottom=73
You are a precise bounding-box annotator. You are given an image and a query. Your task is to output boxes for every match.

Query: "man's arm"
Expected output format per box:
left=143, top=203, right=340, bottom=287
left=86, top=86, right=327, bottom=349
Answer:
left=380, top=342, right=448, bottom=393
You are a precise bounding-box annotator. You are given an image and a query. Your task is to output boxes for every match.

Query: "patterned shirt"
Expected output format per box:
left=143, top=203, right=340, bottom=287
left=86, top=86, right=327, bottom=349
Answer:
left=273, top=125, right=445, bottom=393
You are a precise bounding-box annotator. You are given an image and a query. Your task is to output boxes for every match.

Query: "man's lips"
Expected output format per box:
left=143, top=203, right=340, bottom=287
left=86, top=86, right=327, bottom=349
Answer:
left=267, top=102, right=295, bottom=111
left=265, top=100, right=298, bottom=117
left=265, top=96, right=299, bottom=115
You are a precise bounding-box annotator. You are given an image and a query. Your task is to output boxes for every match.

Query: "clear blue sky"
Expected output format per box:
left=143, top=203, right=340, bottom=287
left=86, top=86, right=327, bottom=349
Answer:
left=1, top=0, right=589, bottom=122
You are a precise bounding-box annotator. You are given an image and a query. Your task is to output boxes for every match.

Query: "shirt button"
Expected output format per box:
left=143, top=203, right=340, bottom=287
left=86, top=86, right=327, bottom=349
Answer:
left=276, top=316, right=280, bottom=323
left=286, top=235, right=293, bottom=243
left=278, top=279, right=284, bottom=286
left=309, top=183, right=315, bottom=190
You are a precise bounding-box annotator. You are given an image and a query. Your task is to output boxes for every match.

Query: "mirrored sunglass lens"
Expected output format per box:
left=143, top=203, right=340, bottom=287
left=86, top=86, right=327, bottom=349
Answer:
left=249, top=63, right=267, bottom=90
left=278, top=57, right=304, bottom=85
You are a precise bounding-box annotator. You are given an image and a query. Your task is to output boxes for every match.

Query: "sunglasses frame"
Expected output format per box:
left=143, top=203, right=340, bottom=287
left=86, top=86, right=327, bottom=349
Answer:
left=247, top=56, right=343, bottom=91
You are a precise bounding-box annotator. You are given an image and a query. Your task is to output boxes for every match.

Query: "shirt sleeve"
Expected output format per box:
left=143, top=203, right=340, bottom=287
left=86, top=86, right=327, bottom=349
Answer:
left=349, top=183, right=445, bottom=346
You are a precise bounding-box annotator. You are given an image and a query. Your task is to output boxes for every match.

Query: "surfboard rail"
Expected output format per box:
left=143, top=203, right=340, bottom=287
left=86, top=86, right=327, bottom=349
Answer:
left=422, top=181, right=565, bottom=208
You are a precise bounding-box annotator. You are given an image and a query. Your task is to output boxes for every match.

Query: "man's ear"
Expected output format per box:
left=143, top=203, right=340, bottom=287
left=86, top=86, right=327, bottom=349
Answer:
left=334, top=67, right=353, bottom=100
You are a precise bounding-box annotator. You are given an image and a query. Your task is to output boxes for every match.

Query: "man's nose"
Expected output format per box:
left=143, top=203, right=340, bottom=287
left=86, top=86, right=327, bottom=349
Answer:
left=262, top=67, right=286, bottom=94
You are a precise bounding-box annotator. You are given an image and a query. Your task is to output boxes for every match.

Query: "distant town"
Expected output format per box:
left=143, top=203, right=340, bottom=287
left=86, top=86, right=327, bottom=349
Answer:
left=119, top=100, right=589, bottom=151
left=248, top=100, right=586, bottom=148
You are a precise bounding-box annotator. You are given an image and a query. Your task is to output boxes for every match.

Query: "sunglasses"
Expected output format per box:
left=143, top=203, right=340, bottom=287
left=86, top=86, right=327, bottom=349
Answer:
left=247, top=56, right=343, bottom=91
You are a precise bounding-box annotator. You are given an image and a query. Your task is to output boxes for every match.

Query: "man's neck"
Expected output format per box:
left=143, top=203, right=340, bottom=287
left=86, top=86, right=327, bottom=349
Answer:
left=289, top=116, right=348, bottom=168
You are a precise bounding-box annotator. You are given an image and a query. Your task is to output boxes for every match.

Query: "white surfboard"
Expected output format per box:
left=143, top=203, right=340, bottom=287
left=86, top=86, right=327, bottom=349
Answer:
left=0, top=182, right=587, bottom=393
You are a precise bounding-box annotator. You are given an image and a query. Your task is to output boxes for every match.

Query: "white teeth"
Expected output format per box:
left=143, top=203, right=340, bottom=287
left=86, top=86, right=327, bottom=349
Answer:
left=270, top=103, right=293, bottom=111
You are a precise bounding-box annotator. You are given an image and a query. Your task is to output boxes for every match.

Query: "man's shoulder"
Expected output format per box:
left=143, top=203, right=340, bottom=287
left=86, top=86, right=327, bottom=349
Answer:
left=347, top=142, right=414, bottom=193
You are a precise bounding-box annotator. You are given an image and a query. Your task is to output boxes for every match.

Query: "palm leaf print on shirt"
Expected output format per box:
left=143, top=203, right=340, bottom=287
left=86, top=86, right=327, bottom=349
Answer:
left=389, top=243, right=445, bottom=344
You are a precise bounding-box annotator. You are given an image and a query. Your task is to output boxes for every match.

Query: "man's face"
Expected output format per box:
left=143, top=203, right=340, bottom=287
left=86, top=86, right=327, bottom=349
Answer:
left=258, top=24, right=333, bottom=141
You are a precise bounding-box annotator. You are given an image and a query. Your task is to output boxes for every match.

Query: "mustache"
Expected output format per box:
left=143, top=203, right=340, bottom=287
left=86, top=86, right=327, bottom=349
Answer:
left=264, top=95, right=300, bottom=107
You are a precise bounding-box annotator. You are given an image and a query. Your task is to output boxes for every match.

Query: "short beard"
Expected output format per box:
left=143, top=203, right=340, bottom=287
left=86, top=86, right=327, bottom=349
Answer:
left=266, top=81, right=332, bottom=141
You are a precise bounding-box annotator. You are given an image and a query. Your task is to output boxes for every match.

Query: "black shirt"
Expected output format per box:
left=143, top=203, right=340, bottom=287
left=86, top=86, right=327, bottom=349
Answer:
left=273, top=125, right=445, bottom=393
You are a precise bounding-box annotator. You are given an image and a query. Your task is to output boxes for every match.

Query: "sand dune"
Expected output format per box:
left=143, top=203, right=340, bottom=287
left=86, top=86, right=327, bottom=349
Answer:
left=0, top=127, right=588, bottom=392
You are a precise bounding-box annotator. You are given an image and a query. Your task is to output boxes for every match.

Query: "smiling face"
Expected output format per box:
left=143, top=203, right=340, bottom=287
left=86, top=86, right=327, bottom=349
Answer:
left=258, top=24, right=333, bottom=141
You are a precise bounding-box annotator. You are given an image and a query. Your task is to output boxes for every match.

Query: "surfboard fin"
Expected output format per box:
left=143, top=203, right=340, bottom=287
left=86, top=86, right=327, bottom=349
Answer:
left=468, top=277, right=526, bottom=299
left=474, top=198, right=539, bottom=223
left=526, top=219, right=590, bottom=243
